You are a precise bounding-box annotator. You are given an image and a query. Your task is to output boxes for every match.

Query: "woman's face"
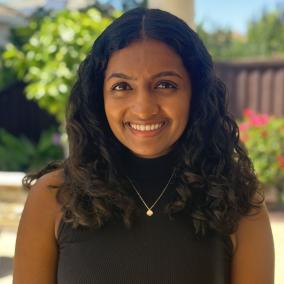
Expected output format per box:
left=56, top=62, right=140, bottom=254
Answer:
left=103, top=39, right=192, bottom=158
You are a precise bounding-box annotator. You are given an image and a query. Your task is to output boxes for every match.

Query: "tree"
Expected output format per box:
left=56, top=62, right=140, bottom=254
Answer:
left=197, top=7, right=284, bottom=60
left=3, top=8, right=115, bottom=122
left=196, top=23, right=250, bottom=60
left=247, top=8, right=284, bottom=56
left=0, top=8, right=53, bottom=90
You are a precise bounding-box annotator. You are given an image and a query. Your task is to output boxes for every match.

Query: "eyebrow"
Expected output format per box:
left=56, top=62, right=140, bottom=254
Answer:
left=106, top=70, right=183, bottom=81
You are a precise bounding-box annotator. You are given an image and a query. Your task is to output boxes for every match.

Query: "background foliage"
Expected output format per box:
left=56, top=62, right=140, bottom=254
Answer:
left=238, top=109, right=284, bottom=202
left=2, top=8, right=115, bottom=122
left=197, top=8, right=284, bottom=60
left=1, top=5, right=284, bottom=123
left=1, top=3, right=284, bottom=176
left=0, top=128, right=64, bottom=171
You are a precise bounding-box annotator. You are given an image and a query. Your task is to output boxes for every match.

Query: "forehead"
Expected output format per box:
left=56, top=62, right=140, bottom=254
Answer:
left=105, top=39, right=187, bottom=76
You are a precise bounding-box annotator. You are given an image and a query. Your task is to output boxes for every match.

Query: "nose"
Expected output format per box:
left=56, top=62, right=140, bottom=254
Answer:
left=131, top=88, right=160, bottom=119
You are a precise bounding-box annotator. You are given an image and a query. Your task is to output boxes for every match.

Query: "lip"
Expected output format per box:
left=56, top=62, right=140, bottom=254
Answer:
left=125, top=120, right=168, bottom=137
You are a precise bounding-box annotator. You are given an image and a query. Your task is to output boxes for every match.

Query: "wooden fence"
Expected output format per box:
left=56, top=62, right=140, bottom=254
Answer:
left=215, top=59, right=284, bottom=119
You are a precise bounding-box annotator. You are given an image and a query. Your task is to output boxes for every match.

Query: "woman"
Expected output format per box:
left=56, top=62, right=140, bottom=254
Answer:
left=13, top=7, right=274, bottom=284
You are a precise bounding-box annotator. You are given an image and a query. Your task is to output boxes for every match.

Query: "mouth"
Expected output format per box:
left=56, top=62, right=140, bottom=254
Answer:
left=125, top=120, right=168, bottom=137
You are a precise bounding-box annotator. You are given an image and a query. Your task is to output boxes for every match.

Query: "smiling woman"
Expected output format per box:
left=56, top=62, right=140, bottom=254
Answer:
left=103, top=39, right=191, bottom=158
left=13, top=7, right=274, bottom=284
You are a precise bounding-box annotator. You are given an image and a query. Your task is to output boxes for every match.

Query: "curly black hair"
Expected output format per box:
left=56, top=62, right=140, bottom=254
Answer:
left=23, top=7, right=264, bottom=237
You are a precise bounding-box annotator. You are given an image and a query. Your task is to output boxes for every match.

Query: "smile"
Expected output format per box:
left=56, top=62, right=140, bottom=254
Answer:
left=125, top=121, right=167, bottom=137
left=128, top=122, right=165, bottom=131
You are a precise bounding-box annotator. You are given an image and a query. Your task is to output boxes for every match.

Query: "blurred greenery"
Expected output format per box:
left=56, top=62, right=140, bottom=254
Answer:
left=0, top=128, right=64, bottom=172
left=247, top=9, right=284, bottom=56
left=0, top=53, right=16, bottom=89
left=196, top=24, right=248, bottom=60
left=0, top=8, right=51, bottom=90
left=1, top=5, right=283, bottom=122
left=0, top=4, right=283, bottom=161
left=238, top=109, right=284, bottom=203
left=197, top=8, right=284, bottom=60
left=2, top=7, right=116, bottom=122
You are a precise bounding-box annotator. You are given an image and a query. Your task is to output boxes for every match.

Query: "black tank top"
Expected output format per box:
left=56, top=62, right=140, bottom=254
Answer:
left=56, top=147, right=233, bottom=284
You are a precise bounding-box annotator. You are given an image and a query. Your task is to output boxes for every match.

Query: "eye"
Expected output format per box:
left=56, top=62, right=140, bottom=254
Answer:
left=155, top=81, right=177, bottom=89
left=111, top=82, right=132, bottom=91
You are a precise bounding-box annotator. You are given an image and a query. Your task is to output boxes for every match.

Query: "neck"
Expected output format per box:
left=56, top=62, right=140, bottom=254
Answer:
left=111, top=142, right=181, bottom=213
left=118, top=144, right=179, bottom=180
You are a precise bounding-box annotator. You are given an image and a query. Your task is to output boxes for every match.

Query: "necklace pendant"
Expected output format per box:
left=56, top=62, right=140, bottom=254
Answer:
left=146, top=209, right=153, bottom=216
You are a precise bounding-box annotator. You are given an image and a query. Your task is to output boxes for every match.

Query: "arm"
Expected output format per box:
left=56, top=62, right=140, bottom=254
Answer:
left=13, top=171, right=62, bottom=284
left=231, top=200, right=275, bottom=284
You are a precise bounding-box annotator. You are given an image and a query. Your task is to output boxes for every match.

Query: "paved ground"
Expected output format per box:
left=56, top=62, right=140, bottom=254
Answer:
left=1, top=198, right=283, bottom=284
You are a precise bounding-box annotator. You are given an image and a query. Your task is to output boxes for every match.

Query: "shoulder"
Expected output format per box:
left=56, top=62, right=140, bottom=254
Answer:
left=13, top=169, right=65, bottom=283
left=230, top=194, right=274, bottom=284
left=229, top=192, right=264, bottom=253
left=20, top=168, right=66, bottom=243
left=31, top=168, right=64, bottom=199
left=30, top=169, right=65, bottom=239
left=28, top=169, right=64, bottom=220
left=234, top=193, right=271, bottom=249
left=33, top=168, right=64, bottom=189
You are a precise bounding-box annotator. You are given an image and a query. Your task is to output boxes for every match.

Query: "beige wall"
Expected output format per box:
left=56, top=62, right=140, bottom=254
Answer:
left=148, top=0, right=195, bottom=29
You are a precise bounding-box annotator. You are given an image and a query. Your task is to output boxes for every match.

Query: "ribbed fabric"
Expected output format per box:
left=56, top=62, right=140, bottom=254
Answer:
left=56, top=147, right=233, bottom=284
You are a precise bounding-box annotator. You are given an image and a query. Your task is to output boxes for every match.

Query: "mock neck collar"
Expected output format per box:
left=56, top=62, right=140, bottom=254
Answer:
left=110, top=141, right=182, bottom=213
left=115, top=143, right=180, bottom=182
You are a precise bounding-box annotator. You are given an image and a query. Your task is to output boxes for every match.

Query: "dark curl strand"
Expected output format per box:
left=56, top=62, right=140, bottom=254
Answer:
left=23, top=8, right=264, bottom=238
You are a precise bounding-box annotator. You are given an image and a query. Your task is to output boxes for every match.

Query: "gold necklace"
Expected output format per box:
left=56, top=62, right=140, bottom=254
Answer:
left=126, top=168, right=176, bottom=216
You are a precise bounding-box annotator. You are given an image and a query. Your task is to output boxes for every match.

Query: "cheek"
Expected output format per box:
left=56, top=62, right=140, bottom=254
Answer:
left=104, top=100, right=115, bottom=127
left=103, top=101, right=110, bottom=121
left=171, top=98, right=190, bottom=125
left=104, top=100, right=124, bottom=128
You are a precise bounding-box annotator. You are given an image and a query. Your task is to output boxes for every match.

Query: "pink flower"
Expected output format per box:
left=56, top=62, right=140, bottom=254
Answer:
left=250, top=114, right=269, bottom=127
left=243, top=108, right=255, bottom=119
left=239, top=122, right=250, bottom=132
left=242, top=109, right=269, bottom=127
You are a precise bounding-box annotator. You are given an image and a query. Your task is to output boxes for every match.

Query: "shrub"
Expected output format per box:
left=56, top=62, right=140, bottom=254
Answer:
left=238, top=108, right=284, bottom=203
left=0, top=128, right=64, bottom=171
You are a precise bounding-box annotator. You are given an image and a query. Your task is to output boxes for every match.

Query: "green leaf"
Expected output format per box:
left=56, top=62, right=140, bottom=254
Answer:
left=2, top=7, right=114, bottom=123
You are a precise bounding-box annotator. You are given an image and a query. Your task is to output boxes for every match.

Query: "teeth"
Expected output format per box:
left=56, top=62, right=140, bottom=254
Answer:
left=129, top=122, right=164, bottom=131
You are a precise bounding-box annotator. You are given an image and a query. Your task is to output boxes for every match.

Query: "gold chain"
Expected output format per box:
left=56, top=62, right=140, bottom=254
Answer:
left=126, top=168, right=176, bottom=216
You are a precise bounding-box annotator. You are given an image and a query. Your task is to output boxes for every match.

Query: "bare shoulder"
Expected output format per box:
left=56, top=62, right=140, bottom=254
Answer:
left=31, top=168, right=64, bottom=200
left=229, top=192, right=264, bottom=254
left=13, top=169, right=64, bottom=284
left=34, top=168, right=64, bottom=191
left=30, top=169, right=64, bottom=229
left=33, top=169, right=65, bottom=239
left=230, top=194, right=275, bottom=284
